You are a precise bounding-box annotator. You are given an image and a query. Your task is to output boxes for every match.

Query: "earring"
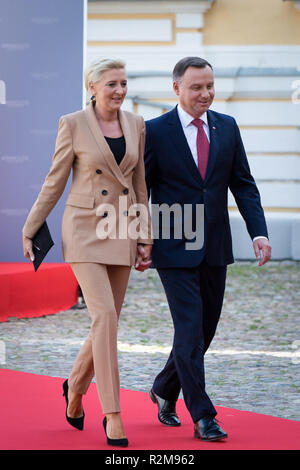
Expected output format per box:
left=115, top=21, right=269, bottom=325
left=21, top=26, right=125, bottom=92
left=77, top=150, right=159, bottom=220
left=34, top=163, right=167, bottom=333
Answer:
left=90, top=95, right=95, bottom=101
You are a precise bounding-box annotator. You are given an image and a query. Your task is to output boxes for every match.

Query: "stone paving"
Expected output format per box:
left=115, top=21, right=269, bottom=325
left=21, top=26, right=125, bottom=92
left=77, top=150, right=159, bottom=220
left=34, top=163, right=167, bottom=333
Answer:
left=1, top=261, right=300, bottom=421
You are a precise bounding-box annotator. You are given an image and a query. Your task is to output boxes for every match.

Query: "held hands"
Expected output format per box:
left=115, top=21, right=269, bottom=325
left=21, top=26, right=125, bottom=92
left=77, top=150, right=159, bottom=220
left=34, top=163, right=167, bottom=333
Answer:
left=23, top=234, right=271, bottom=268
left=253, top=238, right=271, bottom=266
left=23, top=234, right=35, bottom=262
left=135, top=244, right=152, bottom=272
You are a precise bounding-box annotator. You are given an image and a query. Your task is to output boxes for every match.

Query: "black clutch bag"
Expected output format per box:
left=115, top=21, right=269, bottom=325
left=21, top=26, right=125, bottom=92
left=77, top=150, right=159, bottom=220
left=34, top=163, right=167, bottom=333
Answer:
left=32, top=221, right=54, bottom=272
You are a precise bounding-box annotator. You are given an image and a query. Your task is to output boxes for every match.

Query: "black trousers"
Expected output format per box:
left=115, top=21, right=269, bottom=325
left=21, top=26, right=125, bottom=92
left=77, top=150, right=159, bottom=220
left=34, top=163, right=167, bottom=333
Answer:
left=153, top=259, right=227, bottom=423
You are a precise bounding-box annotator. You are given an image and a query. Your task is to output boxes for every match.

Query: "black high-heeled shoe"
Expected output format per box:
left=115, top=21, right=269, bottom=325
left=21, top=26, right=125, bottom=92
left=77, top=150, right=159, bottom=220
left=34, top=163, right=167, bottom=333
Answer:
left=103, top=417, right=128, bottom=447
left=62, top=379, right=85, bottom=431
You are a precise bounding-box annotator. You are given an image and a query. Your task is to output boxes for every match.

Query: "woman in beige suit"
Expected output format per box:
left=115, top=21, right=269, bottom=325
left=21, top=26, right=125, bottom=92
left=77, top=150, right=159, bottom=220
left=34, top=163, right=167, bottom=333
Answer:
left=22, top=58, right=153, bottom=447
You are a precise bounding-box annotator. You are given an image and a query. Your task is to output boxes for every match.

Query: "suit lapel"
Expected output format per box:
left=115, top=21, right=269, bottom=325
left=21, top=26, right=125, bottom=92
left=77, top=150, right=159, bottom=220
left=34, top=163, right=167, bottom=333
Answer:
left=118, top=109, right=133, bottom=174
left=84, top=102, right=129, bottom=187
left=166, top=107, right=203, bottom=186
left=205, top=110, right=219, bottom=184
left=166, top=107, right=220, bottom=186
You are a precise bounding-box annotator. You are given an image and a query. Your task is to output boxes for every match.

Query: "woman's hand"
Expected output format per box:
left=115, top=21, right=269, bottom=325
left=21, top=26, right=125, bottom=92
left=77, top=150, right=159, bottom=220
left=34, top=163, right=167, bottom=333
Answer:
left=23, top=234, right=35, bottom=262
left=135, top=244, right=152, bottom=272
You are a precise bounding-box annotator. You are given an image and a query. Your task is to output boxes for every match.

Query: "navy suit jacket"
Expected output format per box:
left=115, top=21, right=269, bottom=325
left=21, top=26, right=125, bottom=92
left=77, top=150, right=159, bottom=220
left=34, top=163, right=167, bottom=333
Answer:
left=144, top=106, right=268, bottom=268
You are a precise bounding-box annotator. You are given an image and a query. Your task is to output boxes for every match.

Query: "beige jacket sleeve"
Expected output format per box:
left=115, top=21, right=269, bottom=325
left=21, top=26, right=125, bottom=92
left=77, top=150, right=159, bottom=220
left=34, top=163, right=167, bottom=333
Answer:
left=132, top=117, right=153, bottom=245
left=22, top=116, right=74, bottom=239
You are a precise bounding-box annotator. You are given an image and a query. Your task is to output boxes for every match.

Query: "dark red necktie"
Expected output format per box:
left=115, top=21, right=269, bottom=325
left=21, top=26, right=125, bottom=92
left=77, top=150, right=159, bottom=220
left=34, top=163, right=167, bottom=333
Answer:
left=191, top=118, right=209, bottom=180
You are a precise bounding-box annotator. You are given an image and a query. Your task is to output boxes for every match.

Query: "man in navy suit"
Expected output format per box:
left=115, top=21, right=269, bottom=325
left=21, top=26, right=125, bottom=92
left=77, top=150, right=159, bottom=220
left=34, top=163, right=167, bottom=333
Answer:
left=143, top=57, right=271, bottom=441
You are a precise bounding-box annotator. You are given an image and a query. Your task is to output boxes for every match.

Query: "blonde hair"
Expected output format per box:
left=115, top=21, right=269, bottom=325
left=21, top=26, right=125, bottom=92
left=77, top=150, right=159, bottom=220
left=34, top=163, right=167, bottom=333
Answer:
left=84, top=58, right=126, bottom=93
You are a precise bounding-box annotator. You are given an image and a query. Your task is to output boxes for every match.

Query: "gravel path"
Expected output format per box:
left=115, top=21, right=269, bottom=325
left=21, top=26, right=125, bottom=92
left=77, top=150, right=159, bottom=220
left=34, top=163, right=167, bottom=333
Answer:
left=1, top=261, right=299, bottom=421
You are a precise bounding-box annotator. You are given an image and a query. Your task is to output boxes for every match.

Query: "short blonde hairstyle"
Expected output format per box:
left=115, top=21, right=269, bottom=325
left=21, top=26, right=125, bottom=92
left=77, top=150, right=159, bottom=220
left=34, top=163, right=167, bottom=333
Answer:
left=84, top=58, right=126, bottom=92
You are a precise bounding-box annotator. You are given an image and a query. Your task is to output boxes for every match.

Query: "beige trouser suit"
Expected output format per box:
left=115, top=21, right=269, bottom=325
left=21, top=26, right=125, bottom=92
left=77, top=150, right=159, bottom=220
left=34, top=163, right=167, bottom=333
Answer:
left=22, top=102, right=153, bottom=413
left=68, top=263, right=130, bottom=412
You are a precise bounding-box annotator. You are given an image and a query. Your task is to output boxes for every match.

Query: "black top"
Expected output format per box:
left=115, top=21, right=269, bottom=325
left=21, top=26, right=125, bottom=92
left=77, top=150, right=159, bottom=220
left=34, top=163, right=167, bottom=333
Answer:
left=105, top=136, right=126, bottom=166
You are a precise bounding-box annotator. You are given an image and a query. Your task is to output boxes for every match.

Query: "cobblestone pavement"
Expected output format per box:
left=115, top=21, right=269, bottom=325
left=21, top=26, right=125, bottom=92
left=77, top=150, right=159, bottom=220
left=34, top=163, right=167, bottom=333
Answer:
left=1, top=261, right=300, bottom=421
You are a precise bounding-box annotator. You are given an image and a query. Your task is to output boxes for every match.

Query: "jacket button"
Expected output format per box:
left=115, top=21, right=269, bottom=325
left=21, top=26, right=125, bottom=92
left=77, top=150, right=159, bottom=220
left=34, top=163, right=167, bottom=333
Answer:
left=203, top=188, right=207, bottom=193
left=102, top=212, right=108, bottom=218
left=123, top=188, right=129, bottom=195
left=96, top=169, right=102, bottom=174
left=102, top=190, right=108, bottom=195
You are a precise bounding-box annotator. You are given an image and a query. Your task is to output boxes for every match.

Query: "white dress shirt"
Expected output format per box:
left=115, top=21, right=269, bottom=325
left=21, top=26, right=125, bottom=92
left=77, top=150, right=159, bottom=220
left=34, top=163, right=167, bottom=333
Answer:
left=177, top=104, right=210, bottom=168
left=176, top=104, right=268, bottom=244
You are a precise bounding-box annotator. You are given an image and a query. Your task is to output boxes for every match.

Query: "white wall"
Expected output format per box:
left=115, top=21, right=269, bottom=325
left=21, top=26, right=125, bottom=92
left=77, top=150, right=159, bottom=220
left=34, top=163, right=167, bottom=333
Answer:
left=86, top=0, right=300, bottom=259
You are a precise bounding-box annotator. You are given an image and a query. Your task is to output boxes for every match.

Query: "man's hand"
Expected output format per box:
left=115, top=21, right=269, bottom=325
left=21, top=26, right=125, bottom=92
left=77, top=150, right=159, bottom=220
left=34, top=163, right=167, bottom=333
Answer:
left=253, top=238, right=271, bottom=266
left=135, top=244, right=152, bottom=272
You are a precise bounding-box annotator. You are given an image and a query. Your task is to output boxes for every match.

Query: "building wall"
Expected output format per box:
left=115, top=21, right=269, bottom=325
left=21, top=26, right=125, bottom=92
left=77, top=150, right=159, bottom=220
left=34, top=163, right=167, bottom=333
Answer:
left=86, top=0, right=300, bottom=259
left=204, top=0, right=300, bottom=45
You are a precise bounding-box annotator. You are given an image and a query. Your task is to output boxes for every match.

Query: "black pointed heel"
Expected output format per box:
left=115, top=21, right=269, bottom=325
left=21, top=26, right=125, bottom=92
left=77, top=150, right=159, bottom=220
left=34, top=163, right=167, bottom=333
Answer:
left=62, top=379, right=85, bottom=431
left=103, top=417, right=128, bottom=447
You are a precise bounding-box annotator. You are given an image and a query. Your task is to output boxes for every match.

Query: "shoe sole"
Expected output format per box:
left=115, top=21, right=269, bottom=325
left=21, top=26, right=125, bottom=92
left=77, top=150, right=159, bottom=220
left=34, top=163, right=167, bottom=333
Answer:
left=194, top=432, right=228, bottom=441
left=149, top=390, right=181, bottom=427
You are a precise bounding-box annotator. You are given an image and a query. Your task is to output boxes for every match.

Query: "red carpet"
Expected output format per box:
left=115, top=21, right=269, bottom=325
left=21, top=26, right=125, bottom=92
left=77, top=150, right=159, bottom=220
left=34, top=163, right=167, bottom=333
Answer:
left=1, top=369, right=299, bottom=450
left=0, top=263, right=78, bottom=322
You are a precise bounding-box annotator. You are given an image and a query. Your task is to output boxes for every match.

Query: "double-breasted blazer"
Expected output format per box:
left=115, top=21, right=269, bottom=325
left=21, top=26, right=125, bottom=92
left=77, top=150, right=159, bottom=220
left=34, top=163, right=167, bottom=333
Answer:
left=22, top=102, right=153, bottom=266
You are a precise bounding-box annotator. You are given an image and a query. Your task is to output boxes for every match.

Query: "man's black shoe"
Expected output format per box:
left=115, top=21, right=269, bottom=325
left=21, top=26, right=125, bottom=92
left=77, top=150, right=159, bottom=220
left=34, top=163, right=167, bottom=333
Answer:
left=149, top=388, right=181, bottom=427
left=194, top=416, right=228, bottom=441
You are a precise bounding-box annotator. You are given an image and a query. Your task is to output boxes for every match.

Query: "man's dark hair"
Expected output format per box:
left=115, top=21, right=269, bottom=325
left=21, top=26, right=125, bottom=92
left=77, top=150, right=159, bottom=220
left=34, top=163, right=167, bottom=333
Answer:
left=172, top=56, right=213, bottom=82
